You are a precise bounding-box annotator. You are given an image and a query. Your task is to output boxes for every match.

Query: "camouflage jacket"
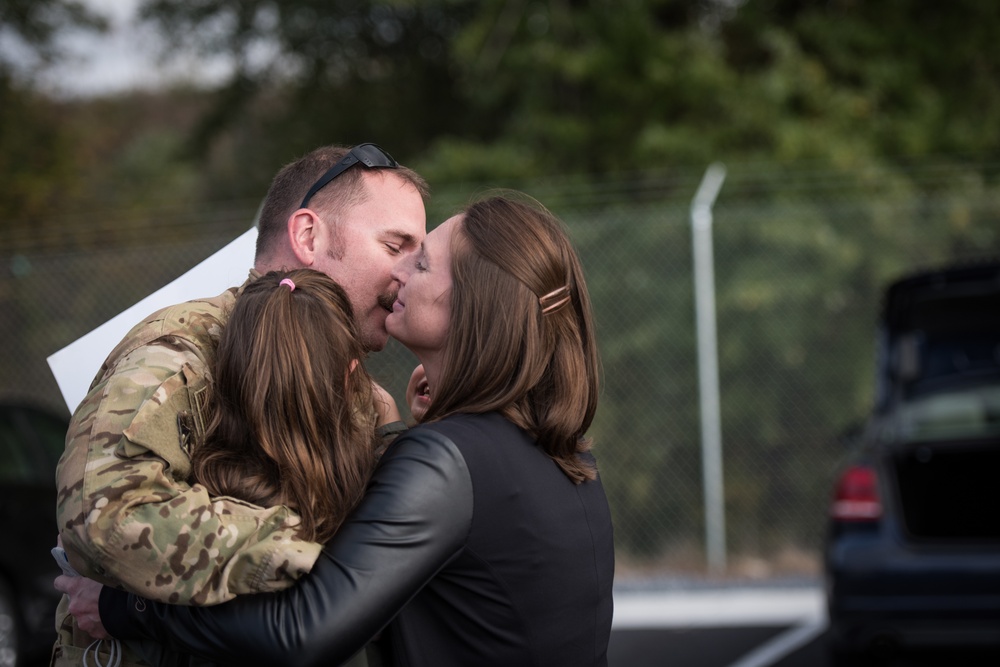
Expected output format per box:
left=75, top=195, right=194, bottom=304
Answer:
left=55, top=270, right=323, bottom=606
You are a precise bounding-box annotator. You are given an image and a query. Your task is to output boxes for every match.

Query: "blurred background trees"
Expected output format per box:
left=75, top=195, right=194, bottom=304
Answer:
left=6, top=0, right=1000, bottom=232
left=3, top=0, right=1000, bottom=576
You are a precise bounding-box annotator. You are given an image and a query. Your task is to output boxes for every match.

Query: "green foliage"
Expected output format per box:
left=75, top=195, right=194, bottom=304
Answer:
left=119, top=1, right=1000, bottom=208
left=0, top=1, right=103, bottom=239
left=136, top=0, right=479, bottom=183
left=0, top=73, right=78, bottom=229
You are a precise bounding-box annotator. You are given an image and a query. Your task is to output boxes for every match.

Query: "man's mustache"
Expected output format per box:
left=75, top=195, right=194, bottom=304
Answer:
left=377, top=290, right=398, bottom=312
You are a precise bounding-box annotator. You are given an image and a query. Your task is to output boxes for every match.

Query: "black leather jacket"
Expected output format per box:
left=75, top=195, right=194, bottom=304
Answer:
left=101, top=428, right=473, bottom=667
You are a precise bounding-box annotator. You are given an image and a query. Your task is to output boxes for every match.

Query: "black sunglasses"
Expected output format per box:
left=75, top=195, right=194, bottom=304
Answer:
left=299, top=143, right=399, bottom=209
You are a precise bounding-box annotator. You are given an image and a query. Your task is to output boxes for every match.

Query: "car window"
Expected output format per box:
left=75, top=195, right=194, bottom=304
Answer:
left=900, top=385, right=1000, bottom=441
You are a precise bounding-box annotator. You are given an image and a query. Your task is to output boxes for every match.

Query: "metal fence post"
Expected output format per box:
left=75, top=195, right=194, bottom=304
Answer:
left=691, top=163, right=727, bottom=574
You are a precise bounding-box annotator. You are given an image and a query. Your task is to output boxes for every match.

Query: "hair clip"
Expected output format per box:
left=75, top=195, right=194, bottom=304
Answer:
left=539, top=285, right=571, bottom=314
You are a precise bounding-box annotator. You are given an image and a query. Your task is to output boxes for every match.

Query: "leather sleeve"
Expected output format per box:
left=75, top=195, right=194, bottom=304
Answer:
left=100, top=428, right=473, bottom=667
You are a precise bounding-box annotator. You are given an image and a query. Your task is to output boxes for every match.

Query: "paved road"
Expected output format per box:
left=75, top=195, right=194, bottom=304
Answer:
left=610, top=586, right=823, bottom=667
left=610, top=626, right=1000, bottom=667
left=609, top=587, right=1000, bottom=667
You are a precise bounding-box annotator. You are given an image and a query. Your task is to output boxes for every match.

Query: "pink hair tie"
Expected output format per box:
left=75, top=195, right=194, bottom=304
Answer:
left=280, top=278, right=296, bottom=291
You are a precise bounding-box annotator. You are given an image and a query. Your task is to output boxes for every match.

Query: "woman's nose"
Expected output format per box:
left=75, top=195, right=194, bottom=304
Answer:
left=390, top=256, right=410, bottom=284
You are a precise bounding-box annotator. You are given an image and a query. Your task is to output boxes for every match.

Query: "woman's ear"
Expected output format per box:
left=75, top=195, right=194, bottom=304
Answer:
left=288, top=209, right=320, bottom=266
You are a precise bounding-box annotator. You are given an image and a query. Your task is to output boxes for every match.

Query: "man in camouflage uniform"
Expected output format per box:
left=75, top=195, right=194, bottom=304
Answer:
left=52, top=144, right=428, bottom=666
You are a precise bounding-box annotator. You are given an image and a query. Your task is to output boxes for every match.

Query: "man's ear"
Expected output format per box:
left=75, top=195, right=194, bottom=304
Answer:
left=288, top=209, right=319, bottom=266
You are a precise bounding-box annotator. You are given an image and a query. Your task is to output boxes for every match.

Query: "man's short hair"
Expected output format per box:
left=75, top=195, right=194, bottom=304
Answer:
left=254, top=145, right=429, bottom=262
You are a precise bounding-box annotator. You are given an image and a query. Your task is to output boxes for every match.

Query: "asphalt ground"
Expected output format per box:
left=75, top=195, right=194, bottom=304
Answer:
left=609, top=586, right=1000, bottom=667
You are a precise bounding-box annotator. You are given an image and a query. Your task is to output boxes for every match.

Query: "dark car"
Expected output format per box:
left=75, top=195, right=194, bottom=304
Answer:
left=0, top=402, right=67, bottom=664
left=824, top=261, right=1000, bottom=662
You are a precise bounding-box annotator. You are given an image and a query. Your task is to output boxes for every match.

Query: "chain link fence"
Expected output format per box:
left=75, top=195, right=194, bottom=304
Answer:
left=3, top=162, right=999, bottom=585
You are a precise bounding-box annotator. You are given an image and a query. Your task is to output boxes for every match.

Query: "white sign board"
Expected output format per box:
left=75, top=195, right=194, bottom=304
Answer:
left=46, top=228, right=258, bottom=414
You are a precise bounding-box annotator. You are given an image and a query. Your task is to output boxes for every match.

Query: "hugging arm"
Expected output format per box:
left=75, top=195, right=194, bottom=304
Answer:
left=99, top=429, right=472, bottom=667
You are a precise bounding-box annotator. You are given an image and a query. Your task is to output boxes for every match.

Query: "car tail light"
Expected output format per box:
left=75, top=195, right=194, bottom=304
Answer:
left=830, top=464, right=882, bottom=521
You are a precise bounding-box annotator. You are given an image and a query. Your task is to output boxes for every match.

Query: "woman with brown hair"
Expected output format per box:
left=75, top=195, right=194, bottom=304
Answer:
left=79, top=193, right=614, bottom=667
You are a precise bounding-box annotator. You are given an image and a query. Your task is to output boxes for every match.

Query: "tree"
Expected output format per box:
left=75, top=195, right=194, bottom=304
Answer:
left=0, top=0, right=105, bottom=70
left=135, top=0, right=480, bottom=199
left=132, top=1, right=1000, bottom=185
left=0, top=0, right=106, bottom=246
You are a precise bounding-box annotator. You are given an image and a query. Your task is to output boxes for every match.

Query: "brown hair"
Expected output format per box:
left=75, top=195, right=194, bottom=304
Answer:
left=255, top=144, right=430, bottom=262
left=194, top=269, right=379, bottom=542
left=422, top=193, right=601, bottom=483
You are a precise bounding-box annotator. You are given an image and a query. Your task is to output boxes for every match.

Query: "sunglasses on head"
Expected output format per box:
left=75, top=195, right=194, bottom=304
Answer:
left=299, top=143, right=399, bottom=209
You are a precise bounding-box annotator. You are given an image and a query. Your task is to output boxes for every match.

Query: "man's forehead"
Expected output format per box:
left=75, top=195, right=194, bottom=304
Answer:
left=359, top=168, right=424, bottom=198
left=341, top=204, right=424, bottom=231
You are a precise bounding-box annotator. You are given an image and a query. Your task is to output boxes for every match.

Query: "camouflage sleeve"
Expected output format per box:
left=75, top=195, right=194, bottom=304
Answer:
left=55, top=336, right=322, bottom=606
